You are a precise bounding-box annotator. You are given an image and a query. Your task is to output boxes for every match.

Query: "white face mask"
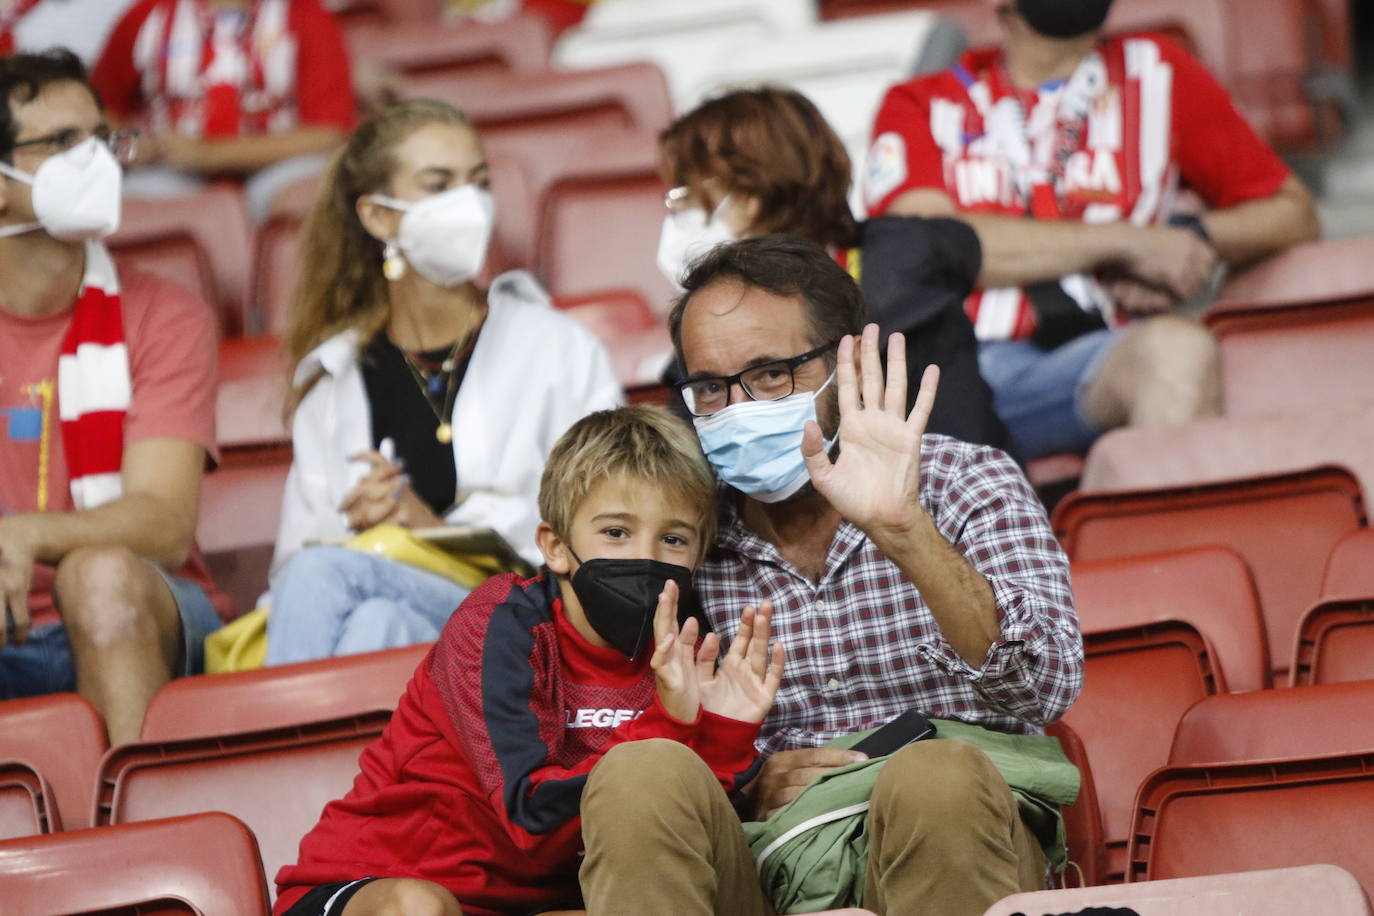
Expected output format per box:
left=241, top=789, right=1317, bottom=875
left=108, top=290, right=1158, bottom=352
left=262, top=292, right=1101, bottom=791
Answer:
left=372, top=184, right=495, bottom=288
left=0, top=137, right=123, bottom=241
left=655, top=195, right=737, bottom=292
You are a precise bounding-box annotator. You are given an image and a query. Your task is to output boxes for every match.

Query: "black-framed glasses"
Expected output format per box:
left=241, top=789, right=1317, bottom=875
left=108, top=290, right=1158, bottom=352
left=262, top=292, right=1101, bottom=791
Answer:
left=11, top=125, right=139, bottom=165
left=676, top=341, right=838, bottom=417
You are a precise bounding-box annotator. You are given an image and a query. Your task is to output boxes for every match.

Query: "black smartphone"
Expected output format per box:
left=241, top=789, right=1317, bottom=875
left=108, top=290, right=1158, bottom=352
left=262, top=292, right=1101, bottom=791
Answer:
left=850, top=711, right=937, bottom=758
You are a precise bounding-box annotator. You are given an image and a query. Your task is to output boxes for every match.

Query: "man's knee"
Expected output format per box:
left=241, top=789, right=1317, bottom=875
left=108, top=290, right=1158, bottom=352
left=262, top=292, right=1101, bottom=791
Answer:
left=1131, top=315, right=1219, bottom=378
left=363, top=878, right=461, bottom=916
left=588, top=738, right=704, bottom=798
left=872, top=739, right=1009, bottom=819
left=54, top=547, right=169, bottom=647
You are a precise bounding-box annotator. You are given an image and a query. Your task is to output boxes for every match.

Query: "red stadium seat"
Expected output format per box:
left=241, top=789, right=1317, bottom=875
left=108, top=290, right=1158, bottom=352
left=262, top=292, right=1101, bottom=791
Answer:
left=347, top=13, right=552, bottom=82
left=1053, top=465, right=1366, bottom=681
left=1045, top=720, right=1106, bottom=888
left=1203, top=238, right=1374, bottom=421
left=1171, top=681, right=1374, bottom=766
left=0, top=761, right=54, bottom=840
left=1321, top=529, right=1374, bottom=598
left=983, top=865, right=1373, bottom=916
left=142, top=644, right=429, bottom=741
left=95, top=712, right=389, bottom=901
left=558, top=290, right=674, bottom=390
left=1126, top=751, right=1374, bottom=893
left=197, top=450, right=292, bottom=616
left=217, top=336, right=290, bottom=451
left=110, top=186, right=254, bottom=335
left=1291, top=598, right=1374, bottom=687
left=1061, top=546, right=1265, bottom=882
left=0, top=693, right=108, bottom=830
left=0, top=812, right=271, bottom=915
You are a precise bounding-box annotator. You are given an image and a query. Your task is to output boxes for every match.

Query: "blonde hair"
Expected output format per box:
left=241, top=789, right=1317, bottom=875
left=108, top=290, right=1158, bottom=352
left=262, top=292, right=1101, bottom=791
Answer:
left=284, top=99, right=474, bottom=414
left=539, top=407, right=717, bottom=557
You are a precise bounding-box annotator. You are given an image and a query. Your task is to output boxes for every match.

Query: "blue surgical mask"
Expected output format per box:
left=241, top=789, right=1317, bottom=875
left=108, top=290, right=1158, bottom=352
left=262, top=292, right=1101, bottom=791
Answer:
left=693, top=373, right=836, bottom=503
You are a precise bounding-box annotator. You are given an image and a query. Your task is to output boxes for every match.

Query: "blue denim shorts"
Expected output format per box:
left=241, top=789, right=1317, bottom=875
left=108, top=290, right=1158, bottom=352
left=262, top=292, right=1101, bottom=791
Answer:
left=0, top=565, right=222, bottom=700
left=977, top=328, right=1121, bottom=461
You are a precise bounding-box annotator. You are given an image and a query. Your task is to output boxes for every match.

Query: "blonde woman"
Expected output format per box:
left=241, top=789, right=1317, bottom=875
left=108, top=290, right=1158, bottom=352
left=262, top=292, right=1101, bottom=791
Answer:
left=265, top=99, right=622, bottom=666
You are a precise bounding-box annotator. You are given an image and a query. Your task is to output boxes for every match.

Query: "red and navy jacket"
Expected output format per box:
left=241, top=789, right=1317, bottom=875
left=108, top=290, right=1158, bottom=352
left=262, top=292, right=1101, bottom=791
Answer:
left=274, top=572, right=763, bottom=916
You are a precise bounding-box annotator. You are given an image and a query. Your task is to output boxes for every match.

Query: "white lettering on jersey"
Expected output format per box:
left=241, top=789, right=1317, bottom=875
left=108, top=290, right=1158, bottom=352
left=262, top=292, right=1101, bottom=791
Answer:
left=565, top=708, right=643, bottom=729
left=864, top=131, right=908, bottom=209
left=954, top=158, right=1014, bottom=207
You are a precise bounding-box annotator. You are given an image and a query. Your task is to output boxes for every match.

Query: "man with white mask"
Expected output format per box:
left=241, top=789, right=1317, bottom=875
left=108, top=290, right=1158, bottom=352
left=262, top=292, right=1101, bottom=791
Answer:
left=0, top=49, right=227, bottom=745
left=578, top=236, right=1082, bottom=915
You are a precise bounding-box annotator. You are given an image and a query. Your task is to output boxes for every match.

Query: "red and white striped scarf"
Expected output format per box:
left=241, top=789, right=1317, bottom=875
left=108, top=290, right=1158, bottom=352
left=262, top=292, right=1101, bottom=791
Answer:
left=59, top=243, right=129, bottom=510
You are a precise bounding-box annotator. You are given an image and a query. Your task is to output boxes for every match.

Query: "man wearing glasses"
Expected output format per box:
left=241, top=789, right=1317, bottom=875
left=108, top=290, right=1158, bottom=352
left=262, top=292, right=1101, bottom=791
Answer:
left=0, top=49, right=226, bottom=745
left=578, top=236, right=1082, bottom=915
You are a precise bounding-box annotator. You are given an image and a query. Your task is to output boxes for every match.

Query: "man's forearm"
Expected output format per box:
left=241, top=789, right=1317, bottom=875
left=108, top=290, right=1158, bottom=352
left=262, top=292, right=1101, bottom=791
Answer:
left=870, top=511, right=1001, bottom=666
left=178, top=126, right=345, bottom=175
left=1201, top=176, right=1321, bottom=266
left=21, top=493, right=197, bottom=570
left=959, top=212, right=1135, bottom=288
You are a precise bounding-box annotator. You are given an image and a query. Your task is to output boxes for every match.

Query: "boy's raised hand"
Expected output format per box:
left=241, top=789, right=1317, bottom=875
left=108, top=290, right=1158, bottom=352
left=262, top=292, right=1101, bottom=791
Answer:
left=650, top=580, right=701, bottom=723
left=697, top=601, right=785, bottom=724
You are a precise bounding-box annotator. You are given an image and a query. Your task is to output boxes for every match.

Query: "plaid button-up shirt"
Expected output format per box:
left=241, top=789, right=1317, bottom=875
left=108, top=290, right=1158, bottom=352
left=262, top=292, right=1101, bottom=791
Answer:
left=696, top=435, right=1083, bottom=755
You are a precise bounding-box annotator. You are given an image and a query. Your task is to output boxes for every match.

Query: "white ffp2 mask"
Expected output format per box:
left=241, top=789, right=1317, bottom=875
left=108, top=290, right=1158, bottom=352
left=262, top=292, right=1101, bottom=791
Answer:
left=372, top=184, right=495, bottom=288
left=655, top=196, right=737, bottom=292
left=0, top=137, right=123, bottom=241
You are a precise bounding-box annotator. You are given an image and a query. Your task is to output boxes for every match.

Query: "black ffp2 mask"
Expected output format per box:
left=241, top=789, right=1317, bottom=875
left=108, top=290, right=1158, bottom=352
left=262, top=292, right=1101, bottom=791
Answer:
left=1014, top=0, right=1114, bottom=38
left=569, top=555, right=704, bottom=659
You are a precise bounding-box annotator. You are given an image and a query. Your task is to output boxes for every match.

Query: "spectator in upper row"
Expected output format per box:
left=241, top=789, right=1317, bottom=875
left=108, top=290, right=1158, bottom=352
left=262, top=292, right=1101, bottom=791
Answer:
left=0, top=49, right=228, bottom=744
left=90, top=0, right=355, bottom=221
left=4, top=0, right=138, bottom=64
left=656, top=86, right=1012, bottom=455
left=866, top=0, right=1319, bottom=461
left=265, top=98, right=621, bottom=667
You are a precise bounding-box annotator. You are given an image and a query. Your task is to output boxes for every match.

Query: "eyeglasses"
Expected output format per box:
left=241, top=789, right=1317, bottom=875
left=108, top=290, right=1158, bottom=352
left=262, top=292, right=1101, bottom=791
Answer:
left=676, top=341, right=838, bottom=417
left=11, top=126, right=140, bottom=165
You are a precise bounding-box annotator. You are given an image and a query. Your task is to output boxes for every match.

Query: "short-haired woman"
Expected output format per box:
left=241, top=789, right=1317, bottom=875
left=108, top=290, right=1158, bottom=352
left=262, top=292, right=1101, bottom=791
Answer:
left=265, top=99, right=622, bottom=666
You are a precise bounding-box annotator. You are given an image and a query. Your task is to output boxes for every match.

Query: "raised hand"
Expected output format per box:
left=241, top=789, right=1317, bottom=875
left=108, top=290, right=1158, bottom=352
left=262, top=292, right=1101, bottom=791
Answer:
left=649, top=580, right=701, bottom=723
left=697, top=601, right=785, bottom=724
left=800, top=323, right=938, bottom=542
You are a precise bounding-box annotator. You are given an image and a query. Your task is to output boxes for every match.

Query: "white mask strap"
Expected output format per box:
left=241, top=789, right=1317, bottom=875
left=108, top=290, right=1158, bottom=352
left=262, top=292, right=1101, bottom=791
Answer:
left=0, top=160, right=34, bottom=185
left=0, top=161, right=38, bottom=237
left=369, top=193, right=410, bottom=212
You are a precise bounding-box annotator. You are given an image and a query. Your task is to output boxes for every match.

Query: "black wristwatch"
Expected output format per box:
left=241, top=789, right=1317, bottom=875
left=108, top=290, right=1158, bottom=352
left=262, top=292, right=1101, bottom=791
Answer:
left=1168, top=213, right=1213, bottom=244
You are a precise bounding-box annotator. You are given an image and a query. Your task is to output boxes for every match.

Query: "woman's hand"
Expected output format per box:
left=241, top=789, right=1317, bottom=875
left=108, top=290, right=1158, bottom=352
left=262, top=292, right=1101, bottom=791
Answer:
left=341, top=451, right=443, bottom=532
left=649, top=580, right=701, bottom=723
left=697, top=601, right=785, bottom=724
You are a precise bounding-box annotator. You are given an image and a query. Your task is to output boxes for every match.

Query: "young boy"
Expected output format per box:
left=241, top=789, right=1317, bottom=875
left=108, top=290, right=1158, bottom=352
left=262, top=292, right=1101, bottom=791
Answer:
left=274, top=406, right=784, bottom=916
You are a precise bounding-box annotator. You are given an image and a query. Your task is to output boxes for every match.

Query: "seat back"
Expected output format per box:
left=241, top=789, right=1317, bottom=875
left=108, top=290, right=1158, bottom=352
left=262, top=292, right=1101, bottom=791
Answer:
left=1321, top=528, right=1374, bottom=598
left=0, top=761, right=54, bottom=840
left=558, top=290, right=673, bottom=389
left=1044, top=721, right=1105, bottom=888
left=1053, top=465, right=1366, bottom=681
left=142, top=645, right=428, bottom=741
left=216, top=337, right=290, bottom=451
left=1127, top=751, right=1374, bottom=894
left=197, top=450, right=292, bottom=617
left=109, top=187, right=254, bottom=335
left=347, top=14, right=551, bottom=82
left=983, top=864, right=1373, bottom=916
left=1171, top=682, right=1374, bottom=767
left=0, top=811, right=270, bottom=915
left=97, top=713, right=389, bottom=900
left=1062, top=546, right=1267, bottom=881
left=0, top=693, right=107, bottom=830
left=1291, top=598, right=1374, bottom=687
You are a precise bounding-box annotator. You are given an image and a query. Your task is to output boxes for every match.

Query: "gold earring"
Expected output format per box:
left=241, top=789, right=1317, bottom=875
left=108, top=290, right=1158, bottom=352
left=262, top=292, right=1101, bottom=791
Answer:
left=383, top=240, right=406, bottom=281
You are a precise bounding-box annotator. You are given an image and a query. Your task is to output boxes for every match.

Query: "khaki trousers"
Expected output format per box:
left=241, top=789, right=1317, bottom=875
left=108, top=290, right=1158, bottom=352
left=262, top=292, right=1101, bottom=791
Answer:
left=579, top=738, right=1045, bottom=916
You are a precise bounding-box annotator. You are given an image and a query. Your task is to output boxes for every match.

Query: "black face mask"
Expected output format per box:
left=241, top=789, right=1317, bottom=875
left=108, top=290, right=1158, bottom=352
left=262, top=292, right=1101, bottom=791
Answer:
left=1014, top=0, right=1114, bottom=38
left=568, top=554, right=704, bottom=659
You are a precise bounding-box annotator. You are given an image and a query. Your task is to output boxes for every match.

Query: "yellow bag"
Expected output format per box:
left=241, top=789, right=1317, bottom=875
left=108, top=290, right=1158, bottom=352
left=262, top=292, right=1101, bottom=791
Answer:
left=204, top=524, right=527, bottom=674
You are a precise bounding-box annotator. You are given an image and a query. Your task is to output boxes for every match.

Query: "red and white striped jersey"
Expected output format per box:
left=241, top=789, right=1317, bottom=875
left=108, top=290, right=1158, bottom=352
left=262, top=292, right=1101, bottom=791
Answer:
left=865, top=35, right=1290, bottom=342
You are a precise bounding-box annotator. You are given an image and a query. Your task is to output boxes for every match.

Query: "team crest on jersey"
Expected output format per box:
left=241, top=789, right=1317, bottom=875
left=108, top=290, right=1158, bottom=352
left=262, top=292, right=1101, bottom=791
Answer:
left=865, top=131, right=908, bottom=208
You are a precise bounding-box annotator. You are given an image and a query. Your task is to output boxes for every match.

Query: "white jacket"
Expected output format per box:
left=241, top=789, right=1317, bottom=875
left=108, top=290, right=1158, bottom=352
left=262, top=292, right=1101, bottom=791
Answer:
left=271, top=271, right=623, bottom=576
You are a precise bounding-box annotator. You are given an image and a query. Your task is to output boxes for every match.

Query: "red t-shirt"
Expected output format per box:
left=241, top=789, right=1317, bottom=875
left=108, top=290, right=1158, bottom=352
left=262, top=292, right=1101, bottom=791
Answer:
left=274, top=573, right=762, bottom=916
left=92, top=0, right=355, bottom=139
left=865, top=34, right=1291, bottom=341
left=0, top=252, right=229, bottom=627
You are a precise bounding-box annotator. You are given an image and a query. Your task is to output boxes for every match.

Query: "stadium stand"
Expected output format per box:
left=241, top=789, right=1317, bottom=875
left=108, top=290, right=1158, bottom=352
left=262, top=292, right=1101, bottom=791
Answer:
left=1292, top=597, right=1374, bottom=686
left=557, top=289, right=674, bottom=390
left=197, top=449, right=293, bottom=616
left=94, top=712, right=391, bottom=901
left=1322, top=529, right=1374, bottom=597
left=141, top=644, right=429, bottom=741
left=1171, top=681, right=1374, bottom=766
left=0, top=761, right=53, bottom=840
left=1127, top=751, right=1374, bottom=893
left=1055, top=465, right=1367, bottom=681
left=0, top=693, right=108, bottom=831
left=1045, top=720, right=1106, bottom=889
left=0, top=812, right=272, bottom=914
left=1061, top=546, right=1267, bottom=882
left=346, top=12, right=553, bottom=83
left=982, top=865, right=1374, bottom=916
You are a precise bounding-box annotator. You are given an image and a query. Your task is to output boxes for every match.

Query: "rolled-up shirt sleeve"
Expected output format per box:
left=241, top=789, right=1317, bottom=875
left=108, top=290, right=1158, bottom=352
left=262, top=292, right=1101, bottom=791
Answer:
left=920, top=441, right=1084, bottom=725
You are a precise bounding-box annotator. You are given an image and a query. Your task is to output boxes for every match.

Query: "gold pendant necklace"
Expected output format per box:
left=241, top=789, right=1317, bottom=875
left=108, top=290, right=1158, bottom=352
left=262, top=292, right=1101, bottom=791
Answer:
left=400, top=337, right=463, bottom=445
